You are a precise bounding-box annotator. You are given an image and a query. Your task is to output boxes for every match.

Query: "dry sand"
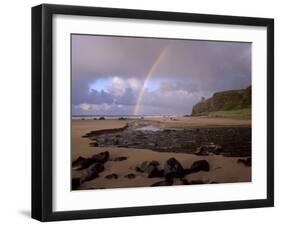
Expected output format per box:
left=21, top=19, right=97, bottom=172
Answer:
left=72, top=117, right=251, bottom=190
left=142, top=116, right=251, bottom=128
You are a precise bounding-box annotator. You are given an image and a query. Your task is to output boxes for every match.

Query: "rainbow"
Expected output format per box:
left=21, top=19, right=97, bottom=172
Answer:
left=133, top=47, right=168, bottom=115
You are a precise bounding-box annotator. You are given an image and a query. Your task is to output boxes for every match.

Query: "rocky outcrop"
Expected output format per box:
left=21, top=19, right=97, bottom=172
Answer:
left=192, top=86, right=251, bottom=115
left=72, top=151, right=109, bottom=170
left=164, top=158, right=185, bottom=179
left=91, top=126, right=251, bottom=157
left=105, top=173, right=118, bottom=179
left=237, top=157, right=252, bottom=166
left=82, top=124, right=129, bottom=138
left=124, top=173, right=136, bottom=179
left=135, top=160, right=163, bottom=178
left=190, top=160, right=210, bottom=173
left=151, top=180, right=173, bottom=187
left=195, top=143, right=222, bottom=156
left=81, top=162, right=105, bottom=182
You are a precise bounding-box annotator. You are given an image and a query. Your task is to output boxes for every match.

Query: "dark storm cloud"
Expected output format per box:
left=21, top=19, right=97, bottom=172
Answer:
left=72, top=79, right=114, bottom=105
left=72, top=35, right=170, bottom=80
left=71, top=34, right=251, bottom=115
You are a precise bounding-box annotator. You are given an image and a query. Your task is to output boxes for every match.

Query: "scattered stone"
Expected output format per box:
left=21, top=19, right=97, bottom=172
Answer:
left=195, top=146, right=209, bottom=156
left=124, top=173, right=136, bottom=179
left=213, top=145, right=223, bottom=155
left=73, top=151, right=109, bottom=170
left=72, top=178, right=80, bottom=190
left=112, top=156, right=128, bottom=161
left=149, top=160, right=160, bottom=166
left=135, top=161, right=149, bottom=172
left=136, top=160, right=162, bottom=177
left=105, top=173, right=118, bottom=179
left=237, top=157, right=251, bottom=166
left=72, top=156, right=87, bottom=167
left=81, top=162, right=105, bottom=182
left=189, top=180, right=205, bottom=185
left=113, top=139, right=119, bottom=145
left=91, top=151, right=109, bottom=164
left=151, top=180, right=173, bottom=187
left=181, top=178, right=189, bottom=185
left=190, top=160, right=210, bottom=173
left=89, top=141, right=98, bottom=147
left=85, top=126, right=250, bottom=157
left=146, top=164, right=163, bottom=178
left=164, top=158, right=185, bottom=179
left=195, top=143, right=223, bottom=156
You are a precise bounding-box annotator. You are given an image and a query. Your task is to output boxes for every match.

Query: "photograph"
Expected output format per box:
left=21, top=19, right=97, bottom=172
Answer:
left=71, top=34, right=252, bottom=190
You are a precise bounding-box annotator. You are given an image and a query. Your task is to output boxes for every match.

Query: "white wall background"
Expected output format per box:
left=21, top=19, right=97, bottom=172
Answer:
left=0, top=0, right=279, bottom=225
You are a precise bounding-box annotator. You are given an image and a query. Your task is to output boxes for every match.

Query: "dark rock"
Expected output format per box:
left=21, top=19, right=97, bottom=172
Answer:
left=237, top=157, right=251, bottom=166
left=164, top=158, right=185, bottom=179
left=135, top=161, right=149, bottom=172
left=136, top=160, right=162, bottom=177
left=195, top=143, right=223, bottom=156
left=183, top=168, right=191, bottom=175
left=89, top=141, right=98, bottom=147
left=189, top=180, right=205, bottom=185
left=89, top=162, right=105, bottom=173
left=72, top=156, right=87, bottom=167
left=213, top=145, right=223, bottom=154
left=118, top=117, right=126, bottom=120
left=124, top=173, right=136, bottom=179
left=99, top=117, right=105, bottom=120
left=105, top=173, right=118, bottom=179
left=90, top=125, right=251, bottom=157
left=146, top=165, right=163, bottom=178
left=149, top=160, right=160, bottom=166
left=181, top=178, right=189, bottom=185
left=151, top=180, right=173, bottom=187
left=91, top=151, right=109, bottom=164
left=195, top=146, right=209, bottom=156
left=113, top=139, right=119, bottom=145
left=82, top=162, right=104, bottom=182
left=76, top=151, right=109, bottom=170
left=190, top=160, right=210, bottom=173
left=112, top=156, right=128, bottom=161
left=72, top=178, right=80, bottom=190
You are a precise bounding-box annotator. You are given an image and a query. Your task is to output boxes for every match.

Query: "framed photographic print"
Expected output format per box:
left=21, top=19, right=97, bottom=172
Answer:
left=32, top=4, right=274, bottom=221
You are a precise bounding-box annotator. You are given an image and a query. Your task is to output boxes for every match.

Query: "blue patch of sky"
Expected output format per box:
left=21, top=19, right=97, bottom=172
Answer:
left=89, top=77, right=111, bottom=92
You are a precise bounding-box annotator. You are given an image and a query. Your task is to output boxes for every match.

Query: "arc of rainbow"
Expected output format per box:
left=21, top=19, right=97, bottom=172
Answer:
left=133, top=47, right=168, bottom=115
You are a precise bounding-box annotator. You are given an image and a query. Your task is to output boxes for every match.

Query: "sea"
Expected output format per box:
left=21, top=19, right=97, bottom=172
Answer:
left=72, top=115, right=179, bottom=120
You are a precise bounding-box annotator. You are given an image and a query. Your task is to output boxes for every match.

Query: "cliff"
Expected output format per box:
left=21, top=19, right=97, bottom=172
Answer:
left=192, top=86, right=251, bottom=116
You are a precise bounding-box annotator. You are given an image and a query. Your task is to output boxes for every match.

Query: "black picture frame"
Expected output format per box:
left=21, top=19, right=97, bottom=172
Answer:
left=32, top=3, right=274, bottom=222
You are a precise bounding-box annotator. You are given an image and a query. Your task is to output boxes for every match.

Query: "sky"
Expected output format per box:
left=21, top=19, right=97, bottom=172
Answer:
left=71, top=34, right=251, bottom=116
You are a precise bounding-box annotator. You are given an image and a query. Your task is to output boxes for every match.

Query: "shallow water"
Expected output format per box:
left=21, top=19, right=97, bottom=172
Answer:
left=136, top=125, right=163, bottom=132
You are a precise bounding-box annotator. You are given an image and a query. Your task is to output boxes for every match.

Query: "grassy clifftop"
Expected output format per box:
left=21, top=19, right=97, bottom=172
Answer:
left=192, top=86, right=251, bottom=118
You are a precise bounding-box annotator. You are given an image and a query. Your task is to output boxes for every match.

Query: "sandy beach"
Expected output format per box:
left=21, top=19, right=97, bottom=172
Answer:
left=72, top=116, right=251, bottom=190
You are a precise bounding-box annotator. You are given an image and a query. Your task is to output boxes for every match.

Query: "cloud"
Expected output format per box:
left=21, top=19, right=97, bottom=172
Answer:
left=160, top=82, right=199, bottom=93
left=75, top=103, right=112, bottom=112
left=105, top=77, right=141, bottom=97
